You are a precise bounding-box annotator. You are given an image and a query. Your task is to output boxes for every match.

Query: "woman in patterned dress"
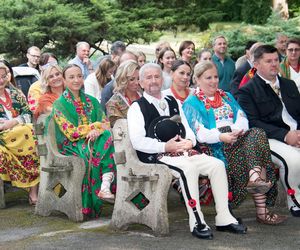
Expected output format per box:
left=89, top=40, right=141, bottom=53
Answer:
left=183, top=61, right=286, bottom=225
left=0, top=62, right=39, bottom=205
left=49, top=64, right=116, bottom=218
left=106, top=60, right=141, bottom=127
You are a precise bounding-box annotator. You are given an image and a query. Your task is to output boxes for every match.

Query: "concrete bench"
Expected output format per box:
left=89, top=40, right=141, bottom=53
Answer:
left=110, top=119, right=173, bottom=236
left=34, top=115, right=86, bottom=222
left=0, top=179, right=4, bottom=208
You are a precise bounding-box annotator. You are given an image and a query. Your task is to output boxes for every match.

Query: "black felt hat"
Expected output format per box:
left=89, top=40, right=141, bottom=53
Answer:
left=148, top=115, right=186, bottom=142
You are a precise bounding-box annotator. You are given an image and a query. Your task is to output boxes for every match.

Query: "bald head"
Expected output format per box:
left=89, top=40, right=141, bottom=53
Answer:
left=119, top=51, right=138, bottom=64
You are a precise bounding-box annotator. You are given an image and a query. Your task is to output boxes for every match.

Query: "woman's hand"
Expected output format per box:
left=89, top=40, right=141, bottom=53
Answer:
left=232, top=129, right=244, bottom=137
left=219, top=132, right=239, bottom=144
left=0, top=119, right=18, bottom=131
left=86, top=129, right=101, bottom=142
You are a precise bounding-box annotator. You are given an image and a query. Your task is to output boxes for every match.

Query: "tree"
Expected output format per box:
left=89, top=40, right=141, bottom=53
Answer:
left=0, top=0, right=106, bottom=63
left=0, top=0, right=226, bottom=63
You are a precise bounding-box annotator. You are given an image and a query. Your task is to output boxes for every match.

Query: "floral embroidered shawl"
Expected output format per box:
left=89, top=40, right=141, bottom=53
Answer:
left=182, top=89, right=244, bottom=167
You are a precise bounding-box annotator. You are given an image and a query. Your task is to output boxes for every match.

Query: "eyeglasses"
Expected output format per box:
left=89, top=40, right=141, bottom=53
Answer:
left=0, top=74, right=8, bottom=81
left=29, top=54, right=41, bottom=58
left=287, top=48, right=300, bottom=53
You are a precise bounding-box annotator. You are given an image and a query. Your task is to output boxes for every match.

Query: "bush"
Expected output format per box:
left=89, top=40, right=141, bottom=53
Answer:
left=211, top=11, right=300, bottom=60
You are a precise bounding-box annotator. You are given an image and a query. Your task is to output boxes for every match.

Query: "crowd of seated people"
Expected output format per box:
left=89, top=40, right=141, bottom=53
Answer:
left=1, top=34, right=300, bottom=239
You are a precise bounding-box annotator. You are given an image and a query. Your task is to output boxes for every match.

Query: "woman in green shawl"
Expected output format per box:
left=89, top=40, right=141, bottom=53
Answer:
left=49, top=64, right=116, bottom=218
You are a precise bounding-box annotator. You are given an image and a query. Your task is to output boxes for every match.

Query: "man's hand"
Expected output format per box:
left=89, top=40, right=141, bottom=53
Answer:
left=165, top=135, right=193, bottom=153
left=82, top=56, right=90, bottom=65
left=285, top=130, right=300, bottom=147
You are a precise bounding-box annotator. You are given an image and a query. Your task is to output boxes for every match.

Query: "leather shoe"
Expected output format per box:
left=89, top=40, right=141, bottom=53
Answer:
left=192, top=226, right=213, bottom=240
left=216, top=223, right=247, bottom=234
left=290, top=207, right=300, bottom=217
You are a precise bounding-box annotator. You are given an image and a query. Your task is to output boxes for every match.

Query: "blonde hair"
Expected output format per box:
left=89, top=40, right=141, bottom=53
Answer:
left=113, top=60, right=139, bottom=94
left=193, top=61, right=216, bottom=83
left=0, top=62, right=10, bottom=87
left=41, top=64, right=63, bottom=93
left=0, top=62, right=9, bottom=72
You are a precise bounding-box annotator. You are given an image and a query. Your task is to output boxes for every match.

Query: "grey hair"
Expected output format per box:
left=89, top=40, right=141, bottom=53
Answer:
left=139, top=63, right=162, bottom=82
left=212, top=35, right=227, bottom=46
left=249, top=42, right=264, bottom=63
left=111, top=41, right=126, bottom=55
left=275, top=33, right=287, bottom=41
left=27, top=46, right=41, bottom=54
left=76, top=41, right=90, bottom=52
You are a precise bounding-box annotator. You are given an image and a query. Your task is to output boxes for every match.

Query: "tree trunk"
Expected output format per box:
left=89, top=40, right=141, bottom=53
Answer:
left=273, top=0, right=289, bottom=19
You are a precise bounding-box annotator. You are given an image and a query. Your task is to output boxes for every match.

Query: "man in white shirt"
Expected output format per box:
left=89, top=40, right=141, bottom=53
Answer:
left=127, top=63, right=246, bottom=240
left=238, top=45, right=300, bottom=217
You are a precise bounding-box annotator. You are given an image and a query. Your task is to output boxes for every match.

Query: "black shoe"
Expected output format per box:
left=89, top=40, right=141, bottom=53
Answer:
left=192, top=226, right=213, bottom=240
left=216, top=223, right=247, bottom=234
left=290, top=207, right=300, bottom=217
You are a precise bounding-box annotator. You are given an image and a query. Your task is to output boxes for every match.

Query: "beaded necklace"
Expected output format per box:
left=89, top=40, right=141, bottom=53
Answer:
left=171, top=84, right=190, bottom=103
left=0, top=89, right=18, bottom=117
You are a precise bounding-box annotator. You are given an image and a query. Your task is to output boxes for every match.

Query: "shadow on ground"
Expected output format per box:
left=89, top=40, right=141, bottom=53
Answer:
left=0, top=186, right=299, bottom=250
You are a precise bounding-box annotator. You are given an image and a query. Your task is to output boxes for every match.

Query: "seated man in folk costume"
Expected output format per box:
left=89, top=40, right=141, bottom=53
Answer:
left=127, top=63, right=247, bottom=240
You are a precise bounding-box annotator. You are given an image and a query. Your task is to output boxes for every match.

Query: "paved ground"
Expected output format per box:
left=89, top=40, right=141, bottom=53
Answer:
left=0, top=187, right=299, bottom=250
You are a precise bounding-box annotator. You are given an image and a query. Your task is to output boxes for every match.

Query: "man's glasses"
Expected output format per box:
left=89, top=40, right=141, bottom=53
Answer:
left=29, top=54, right=40, bottom=58
left=287, top=48, right=300, bottom=53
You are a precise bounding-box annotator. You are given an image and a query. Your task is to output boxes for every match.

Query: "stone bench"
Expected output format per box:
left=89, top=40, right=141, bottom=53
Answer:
left=0, top=179, right=4, bottom=208
left=110, top=119, right=173, bottom=236
left=34, top=115, right=86, bottom=222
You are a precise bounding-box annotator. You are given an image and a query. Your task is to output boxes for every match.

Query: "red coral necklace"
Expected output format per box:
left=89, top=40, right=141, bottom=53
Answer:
left=206, top=92, right=223, bottom=108
left=0, top=89, right=13, bottom=110
left=171, top=84, right=189, bottom=103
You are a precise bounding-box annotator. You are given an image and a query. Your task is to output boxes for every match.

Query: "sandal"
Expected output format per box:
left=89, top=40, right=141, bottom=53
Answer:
left=256, top=210, right=287, bottom=225
left=253, top=193, right=287, bottom=225
left=246, top=166, right=272, bottom=194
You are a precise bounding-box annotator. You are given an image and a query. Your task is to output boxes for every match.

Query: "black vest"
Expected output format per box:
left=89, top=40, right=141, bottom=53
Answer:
left=136, top=95, right=180, bottom=163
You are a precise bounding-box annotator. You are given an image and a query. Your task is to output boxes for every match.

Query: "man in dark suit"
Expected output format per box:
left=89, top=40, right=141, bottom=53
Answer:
left=238, top=45, right=300, bottom=217
left=230, top=41, right=259, bottom=98
left=230, top=60, right=251, bottom=98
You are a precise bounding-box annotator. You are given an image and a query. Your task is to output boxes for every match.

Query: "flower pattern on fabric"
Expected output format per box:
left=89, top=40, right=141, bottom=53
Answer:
left=49, top=88, right=116, bottom=218
left=0, top=124, right=40, bottom=188
left=213, top=102, right=234, bottom=122
left=195, top=89, right=228, bottom=111
left=183, top=90, right=277, bottom=208
left=0, top=86, right=32, bottom=122
left=53, top=109, right=106, bottom=142
left=106, top=93, right=131, bottom=127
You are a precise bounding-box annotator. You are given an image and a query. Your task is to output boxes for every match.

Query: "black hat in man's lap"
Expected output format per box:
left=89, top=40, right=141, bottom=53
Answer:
left=148, top=115, right=186, bottom=142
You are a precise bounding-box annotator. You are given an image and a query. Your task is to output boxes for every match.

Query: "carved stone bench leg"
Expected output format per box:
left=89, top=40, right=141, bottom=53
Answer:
left=35, top=159, right=85, bottom=222
left=110, top=168, right=172, bottom=236
left=0, top=179, right=5, bottom=208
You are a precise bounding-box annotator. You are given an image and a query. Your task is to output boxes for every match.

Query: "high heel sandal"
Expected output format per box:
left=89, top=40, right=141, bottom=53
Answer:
left=254, top=193, right=287, bottom=225
left=246, top=166, right=272, bottom=194
left=256, top=211, right=287, bottom=225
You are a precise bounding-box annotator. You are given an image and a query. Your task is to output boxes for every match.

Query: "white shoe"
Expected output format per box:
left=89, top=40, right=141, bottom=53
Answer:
left=98, top=189, right=115, bottom=204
